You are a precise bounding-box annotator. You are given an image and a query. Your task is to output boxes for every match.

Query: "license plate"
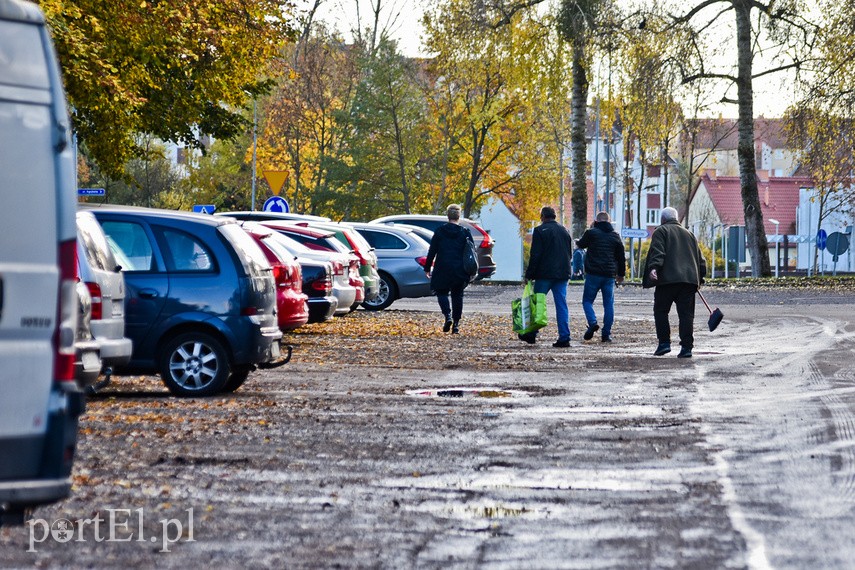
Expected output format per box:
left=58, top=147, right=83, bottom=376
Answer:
left=82, top=350, right=100, bottom=371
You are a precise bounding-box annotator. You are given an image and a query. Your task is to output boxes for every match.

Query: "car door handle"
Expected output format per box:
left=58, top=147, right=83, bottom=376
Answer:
left=138, top=288, right=159, bottom=299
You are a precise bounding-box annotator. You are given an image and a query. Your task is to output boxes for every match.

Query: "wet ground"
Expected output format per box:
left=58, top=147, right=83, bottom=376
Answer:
left=2, top=282, right=855, bottom=568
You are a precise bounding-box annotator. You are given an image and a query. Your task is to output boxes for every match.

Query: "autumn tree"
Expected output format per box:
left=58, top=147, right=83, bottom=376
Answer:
left=655, top=0, right=818, bottom=277
left=38, top=0, right=293, bottom=179
left=784, top=106, right=855, bottom=271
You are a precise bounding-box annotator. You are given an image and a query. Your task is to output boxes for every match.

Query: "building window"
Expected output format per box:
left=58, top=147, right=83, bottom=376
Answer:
left=646, top=209, right=659, bottom=225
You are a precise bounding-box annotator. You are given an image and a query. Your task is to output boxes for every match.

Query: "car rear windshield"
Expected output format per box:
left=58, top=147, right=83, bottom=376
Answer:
left=220, top=223, right=271, bottom=278
left=78, top=214, right=118, bottom=272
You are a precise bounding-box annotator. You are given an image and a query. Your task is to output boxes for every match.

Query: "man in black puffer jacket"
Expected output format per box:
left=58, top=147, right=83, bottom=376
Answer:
left=576, top=212, right=626, bottom=343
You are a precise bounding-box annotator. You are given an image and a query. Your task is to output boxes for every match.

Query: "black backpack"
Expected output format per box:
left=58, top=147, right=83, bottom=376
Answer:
left=462, top=233, right=478, bottom=281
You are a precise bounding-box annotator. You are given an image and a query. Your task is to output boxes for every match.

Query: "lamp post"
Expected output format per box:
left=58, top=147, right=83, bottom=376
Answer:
left=769, top=219, right=780, bottom=278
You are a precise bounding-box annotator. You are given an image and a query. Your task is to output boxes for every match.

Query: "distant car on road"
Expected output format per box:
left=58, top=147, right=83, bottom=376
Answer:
left=370, top=214, right=496, bottom=280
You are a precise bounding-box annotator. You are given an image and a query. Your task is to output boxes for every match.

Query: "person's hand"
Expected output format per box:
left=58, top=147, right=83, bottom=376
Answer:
left=649, top=268, right=658, bottom=281
left=616, top=276, right=624, bottom=285
left=425, top=271, right=431, bottom=279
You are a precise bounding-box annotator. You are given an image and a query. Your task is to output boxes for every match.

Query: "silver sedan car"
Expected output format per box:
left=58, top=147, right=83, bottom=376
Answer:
left=347, top=222, right=433, bottom=310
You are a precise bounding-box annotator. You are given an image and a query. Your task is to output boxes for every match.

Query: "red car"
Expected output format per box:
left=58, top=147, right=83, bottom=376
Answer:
left=240, top=223, right=309, bottom=331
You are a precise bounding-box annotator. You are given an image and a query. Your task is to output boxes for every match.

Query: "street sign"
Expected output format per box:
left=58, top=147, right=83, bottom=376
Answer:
left=826, top=232, right=849, bottom=256
left=192, top=204, right=216, bottom=214
left=78, top=188, right=105, bottom=196
left=817, top=229, right=828, bottom=250
left=263, top=196, right=290, bottom=213
left=262, top=171, right=289, bottom=196
left=621, top=228, right=649, bottom=239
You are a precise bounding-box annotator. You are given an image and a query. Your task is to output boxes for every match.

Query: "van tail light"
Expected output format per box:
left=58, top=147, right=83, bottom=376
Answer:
left=85, top=281, right=102, bottom=320
left=54, top=239, right=77, bottom=384
left=241, top=306, right=259, bottom=316
left=415, top=256, right=427, bottom=268
left=472, top=224, right=493, bottom=248
left=331, top=260, right=345, bottom=276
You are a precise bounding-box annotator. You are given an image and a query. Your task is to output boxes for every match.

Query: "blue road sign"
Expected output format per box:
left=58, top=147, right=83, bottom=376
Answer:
left=78, top=188, right=105, bottom=196
left=192, top=204, right=216, bottom=214
left=263, top=196, right=290, bottom=213
left=817, top=229, right=828, bottom=251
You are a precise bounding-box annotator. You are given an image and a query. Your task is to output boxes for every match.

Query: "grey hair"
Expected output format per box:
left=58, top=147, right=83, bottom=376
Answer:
left=660, top=207, right=678, bottom=222
left=446, top=204, right=462, bottom=221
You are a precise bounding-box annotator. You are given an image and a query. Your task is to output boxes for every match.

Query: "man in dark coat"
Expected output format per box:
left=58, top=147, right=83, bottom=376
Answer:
left=424, top=204, right=475, bottom=334
left=642, top=207, right=707, bottom=358
left=575, top=211, right=626, bottom=343
left=521, top=206, right=573, bottom=347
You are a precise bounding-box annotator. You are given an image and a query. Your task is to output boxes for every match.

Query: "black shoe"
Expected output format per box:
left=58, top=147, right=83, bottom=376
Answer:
left=552, top=340, right=570, bottom=348
left=518, top=332, right=536, bottom=344
left=601, top=335, right=612, bottom=343
left=583, top=323, right=600, bottom=340
left=443, top=318, right=453, bottom=333
left=451, top=321, right=459, bottom=334
left=678, top=347, right=693, bottom=358
left=654, top=343, right=671, bottom=356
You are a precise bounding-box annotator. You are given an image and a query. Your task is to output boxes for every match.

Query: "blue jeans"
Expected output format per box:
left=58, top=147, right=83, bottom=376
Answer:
left=582, top=274, right=615, bottom=337
left=533, top=279, right=570, bottom=342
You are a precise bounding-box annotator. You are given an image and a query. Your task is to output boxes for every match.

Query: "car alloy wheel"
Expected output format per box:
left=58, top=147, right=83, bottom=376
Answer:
left=362, top=273, right=397, bottom=311
left=159, top=332, right=230, bottom=396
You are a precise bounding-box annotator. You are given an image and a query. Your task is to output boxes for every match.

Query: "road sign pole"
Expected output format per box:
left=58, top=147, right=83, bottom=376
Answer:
left=629, top=238, right=635, bottom=280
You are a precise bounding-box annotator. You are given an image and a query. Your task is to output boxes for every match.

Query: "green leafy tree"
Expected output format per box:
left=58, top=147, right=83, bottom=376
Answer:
left=39, top=0, right=292, bottom=178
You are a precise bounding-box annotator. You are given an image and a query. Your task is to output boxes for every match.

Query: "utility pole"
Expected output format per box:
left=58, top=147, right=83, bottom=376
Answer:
left=251, top=99, right=258, bottom=211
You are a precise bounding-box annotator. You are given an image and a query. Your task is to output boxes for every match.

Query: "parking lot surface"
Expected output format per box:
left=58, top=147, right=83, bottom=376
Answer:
left=3, top=282, right=855, bottom=568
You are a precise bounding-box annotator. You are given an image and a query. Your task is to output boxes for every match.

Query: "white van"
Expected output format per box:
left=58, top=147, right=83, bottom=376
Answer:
left=0, top=0, right=83, bottom=524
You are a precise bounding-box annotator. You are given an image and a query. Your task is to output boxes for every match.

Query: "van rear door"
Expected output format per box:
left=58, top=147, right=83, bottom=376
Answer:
left=0, top=1, right=79, bottom=490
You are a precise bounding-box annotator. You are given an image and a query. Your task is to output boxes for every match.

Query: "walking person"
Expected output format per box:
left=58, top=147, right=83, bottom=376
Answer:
left=520, top=206, right=574, bottom=347
left=575, top=212, right=626, bottom=343
left=424, top=204, right=475, bottom=334
left=642, top=206, right=707, bottom=358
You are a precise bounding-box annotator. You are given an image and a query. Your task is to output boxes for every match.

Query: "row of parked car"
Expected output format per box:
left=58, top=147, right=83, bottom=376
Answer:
left=71, top=206, right=497, bottom=400
left=3, top=0, right=496, bottom=526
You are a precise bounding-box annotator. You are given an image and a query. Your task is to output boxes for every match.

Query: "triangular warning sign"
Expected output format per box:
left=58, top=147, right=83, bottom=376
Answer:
left=263, top=170, right=289, bottom=196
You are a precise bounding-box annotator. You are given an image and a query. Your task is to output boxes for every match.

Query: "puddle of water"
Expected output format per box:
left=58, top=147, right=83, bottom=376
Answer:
left=408, top=387, right=529, bottom=399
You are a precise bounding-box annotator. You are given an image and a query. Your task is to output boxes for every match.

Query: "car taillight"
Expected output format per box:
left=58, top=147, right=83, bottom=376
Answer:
left=55, top=239, right=77, bottom=383
left=331, top=260, right=344, bottom=276
left=472, top=224, right=493, bottom=248
left=311, top=276, right=332, bottom=293
left=241, top=306, right=259, bottom=316
left=415, top=256, right=427, bottom=268
left=85, top=281, right=102, bottom=320
left=290, top=265, right=302, bottom=290
left=272, top=264, right=287, bottom=286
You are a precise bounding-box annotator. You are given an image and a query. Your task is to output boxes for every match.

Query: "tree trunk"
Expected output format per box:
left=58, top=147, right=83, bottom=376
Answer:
left=570, top=35, right=589, bottom=239
left=734, top=0, right=771, bottom=277
left=662, top=139, right=669, bottom=209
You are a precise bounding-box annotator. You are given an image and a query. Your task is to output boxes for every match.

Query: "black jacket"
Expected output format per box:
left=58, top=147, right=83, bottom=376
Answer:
left=425, top=222, right=473, bottom=290
left=642, top=219, right=707, bottom=288
left=525, top=220, right=573, bottom=280
left=576, top=221, right=626, bottom=278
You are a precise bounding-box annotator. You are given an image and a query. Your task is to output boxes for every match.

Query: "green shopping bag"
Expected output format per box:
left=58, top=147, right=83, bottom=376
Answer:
left=512, top=282, right=548, bottom=334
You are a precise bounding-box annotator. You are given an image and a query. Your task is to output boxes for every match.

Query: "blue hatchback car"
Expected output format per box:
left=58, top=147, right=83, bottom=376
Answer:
left=86, top=206, right=286, bottom=396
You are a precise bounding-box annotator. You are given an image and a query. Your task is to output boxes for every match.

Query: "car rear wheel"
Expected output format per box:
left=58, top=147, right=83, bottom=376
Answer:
left=159, top=332, right=230, bottom=396
left=362, top=273, right=397, bottom=311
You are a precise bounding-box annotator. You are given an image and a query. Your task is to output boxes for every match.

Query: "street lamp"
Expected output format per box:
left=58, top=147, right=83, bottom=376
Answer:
left=769, top=219, right=780, bottom=278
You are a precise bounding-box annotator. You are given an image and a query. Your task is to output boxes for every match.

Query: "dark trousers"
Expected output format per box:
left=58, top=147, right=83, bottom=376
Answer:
left=435, top=281, right=466, bottom=322
left=653, top=283, right=697, bottom=348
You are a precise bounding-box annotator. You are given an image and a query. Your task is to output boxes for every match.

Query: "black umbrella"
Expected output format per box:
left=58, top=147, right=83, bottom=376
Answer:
left=697, top=289, right=724, bottom=332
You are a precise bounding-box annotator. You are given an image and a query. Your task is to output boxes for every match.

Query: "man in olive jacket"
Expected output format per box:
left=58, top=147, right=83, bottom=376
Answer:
left=642, top=207, right=707, bottom=358
left=522, top=206, right=573, bottom=347
left=576, top=211, right=626, bottom=343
